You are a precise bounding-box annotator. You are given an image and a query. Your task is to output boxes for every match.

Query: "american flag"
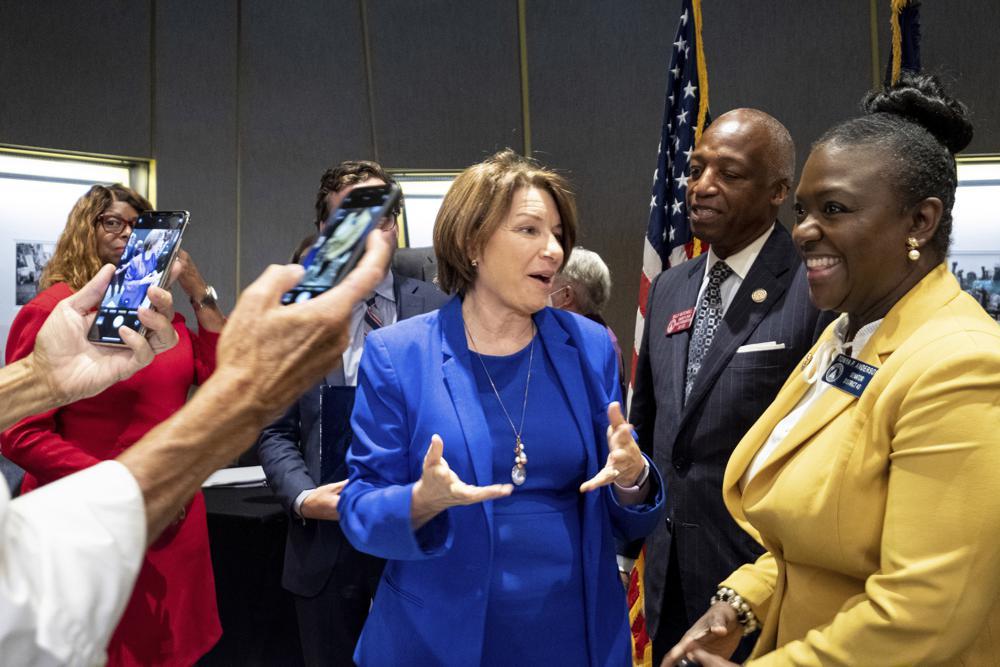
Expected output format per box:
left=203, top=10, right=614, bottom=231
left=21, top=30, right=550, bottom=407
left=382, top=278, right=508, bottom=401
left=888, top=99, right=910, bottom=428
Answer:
left=628, top=1, right=711, bottom=664
left=886, top=0, right=921, bottom=86
left=631, top=0, right=712, bottom=395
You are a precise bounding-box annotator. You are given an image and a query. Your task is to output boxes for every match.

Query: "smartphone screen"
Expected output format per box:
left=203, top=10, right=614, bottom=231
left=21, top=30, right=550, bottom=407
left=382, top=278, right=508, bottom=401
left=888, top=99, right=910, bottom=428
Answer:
left=88, top=210, right=189, bottom=345
left=282, top=184, right=401, bottom=304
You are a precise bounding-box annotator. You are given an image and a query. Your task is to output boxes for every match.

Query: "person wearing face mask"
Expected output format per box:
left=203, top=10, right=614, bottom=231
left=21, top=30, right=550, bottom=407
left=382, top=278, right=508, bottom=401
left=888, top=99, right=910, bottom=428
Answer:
left=1, top=183, right=226, bottom=666
left=549, top=246, right=626, bottom=402
left=256, top=160, right=447, bottom=667
left=338, top=149, right=665, bottom=666
left=663, top=73, right=1000, bottom=667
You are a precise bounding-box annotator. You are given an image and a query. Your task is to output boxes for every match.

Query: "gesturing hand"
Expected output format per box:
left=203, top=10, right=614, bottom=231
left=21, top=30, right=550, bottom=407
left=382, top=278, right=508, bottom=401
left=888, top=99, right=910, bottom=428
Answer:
left=300, top=479, right=348, bottom=521
left=410, top=434, right=513, bottom=529
left=580, top=401, right=645, bottom=493
left=32, top=263, right=178, bottom=405
left=660, top=602, right=742, bottom=667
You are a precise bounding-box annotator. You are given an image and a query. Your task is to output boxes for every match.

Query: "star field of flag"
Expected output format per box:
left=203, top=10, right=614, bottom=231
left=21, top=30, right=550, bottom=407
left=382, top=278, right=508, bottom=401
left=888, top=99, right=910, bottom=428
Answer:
left=647, top=0, right=710, bottom=270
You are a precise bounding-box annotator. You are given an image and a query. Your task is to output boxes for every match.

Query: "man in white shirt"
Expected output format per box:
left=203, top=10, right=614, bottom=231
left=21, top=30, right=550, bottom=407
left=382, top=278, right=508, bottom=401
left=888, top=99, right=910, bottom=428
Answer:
left=629, top=109, right=830, bottom=663
left=0, top=232, right=393, bottom=666
left=257, top=160, right=447, bottom=667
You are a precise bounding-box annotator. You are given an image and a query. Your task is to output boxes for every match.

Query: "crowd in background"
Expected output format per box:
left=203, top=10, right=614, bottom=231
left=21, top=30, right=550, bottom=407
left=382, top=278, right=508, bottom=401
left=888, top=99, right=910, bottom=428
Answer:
left=1, top=72, right=999, bottom=667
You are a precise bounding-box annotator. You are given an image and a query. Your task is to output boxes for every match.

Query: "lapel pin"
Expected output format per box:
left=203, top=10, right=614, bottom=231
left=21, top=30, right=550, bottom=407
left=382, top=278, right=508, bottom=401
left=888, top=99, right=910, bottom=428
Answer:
left=751, top=288, right=767, bottom=303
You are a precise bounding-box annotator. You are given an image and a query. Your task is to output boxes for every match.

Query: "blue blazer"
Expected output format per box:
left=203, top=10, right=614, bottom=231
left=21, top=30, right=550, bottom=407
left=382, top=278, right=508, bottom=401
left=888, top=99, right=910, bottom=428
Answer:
left=340, top=297, right=666, bottom=666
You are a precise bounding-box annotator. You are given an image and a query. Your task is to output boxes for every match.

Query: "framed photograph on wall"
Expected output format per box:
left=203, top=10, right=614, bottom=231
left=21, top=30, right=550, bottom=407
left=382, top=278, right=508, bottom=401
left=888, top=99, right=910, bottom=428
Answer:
left=950, top=156, right=1000, bottom=323
left=391, top=171, right=458, bottom=248
left=14, top=241, right=55, bottom=305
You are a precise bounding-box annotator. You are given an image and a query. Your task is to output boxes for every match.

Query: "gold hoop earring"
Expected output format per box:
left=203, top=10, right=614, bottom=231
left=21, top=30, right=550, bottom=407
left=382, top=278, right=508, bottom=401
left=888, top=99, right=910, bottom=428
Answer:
left=906, top=237, right=920, bottom=262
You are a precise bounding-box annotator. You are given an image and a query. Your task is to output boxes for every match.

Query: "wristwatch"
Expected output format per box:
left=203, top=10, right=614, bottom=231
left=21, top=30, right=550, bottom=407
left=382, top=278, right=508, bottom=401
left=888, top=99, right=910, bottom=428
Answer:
left=190, top=285, right=218, bottom=311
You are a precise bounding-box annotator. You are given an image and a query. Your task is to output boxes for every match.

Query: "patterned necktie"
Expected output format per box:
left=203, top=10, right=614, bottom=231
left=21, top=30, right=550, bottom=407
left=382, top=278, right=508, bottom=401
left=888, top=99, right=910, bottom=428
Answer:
left=685, top=261, right=733, bottom=402
left=363, top=297, right=382, bottom=334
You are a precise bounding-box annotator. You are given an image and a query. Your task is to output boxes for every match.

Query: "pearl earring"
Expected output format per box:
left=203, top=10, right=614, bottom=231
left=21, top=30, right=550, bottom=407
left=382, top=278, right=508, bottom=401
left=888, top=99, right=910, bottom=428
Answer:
left=471, top=259, right=478, bottom=267
left=906, top=237, right=920, bottom=262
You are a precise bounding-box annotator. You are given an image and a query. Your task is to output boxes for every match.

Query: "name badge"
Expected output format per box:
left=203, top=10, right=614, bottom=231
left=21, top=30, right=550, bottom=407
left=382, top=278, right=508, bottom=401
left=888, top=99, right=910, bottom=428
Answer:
left=821, top=353, right=877, bottom=397
left=665, top=307, right=696, bottom=335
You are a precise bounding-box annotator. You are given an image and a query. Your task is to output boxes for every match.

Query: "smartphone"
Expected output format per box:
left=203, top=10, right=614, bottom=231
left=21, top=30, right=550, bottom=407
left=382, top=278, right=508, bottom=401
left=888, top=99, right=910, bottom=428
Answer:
left=88, top=210, right=189, bottom=346
left=282, top=183, right=401, bottom=304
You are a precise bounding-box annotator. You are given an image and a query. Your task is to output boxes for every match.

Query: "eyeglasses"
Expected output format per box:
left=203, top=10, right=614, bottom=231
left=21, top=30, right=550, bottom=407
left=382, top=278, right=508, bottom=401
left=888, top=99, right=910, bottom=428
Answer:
left=96, top=213, right=137, bottom=235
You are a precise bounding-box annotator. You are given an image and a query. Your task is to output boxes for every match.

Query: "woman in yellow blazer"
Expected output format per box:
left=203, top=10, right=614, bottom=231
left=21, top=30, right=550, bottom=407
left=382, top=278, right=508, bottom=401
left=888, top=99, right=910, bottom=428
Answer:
left=664, top=74, right=1000, bottom=666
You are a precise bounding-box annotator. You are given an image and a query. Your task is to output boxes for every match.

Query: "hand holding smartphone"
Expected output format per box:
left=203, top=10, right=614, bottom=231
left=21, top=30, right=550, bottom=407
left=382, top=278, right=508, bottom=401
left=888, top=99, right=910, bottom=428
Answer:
left=88, top=211, right=189, bottom=346
left=282, top=184, right=401, bottom=304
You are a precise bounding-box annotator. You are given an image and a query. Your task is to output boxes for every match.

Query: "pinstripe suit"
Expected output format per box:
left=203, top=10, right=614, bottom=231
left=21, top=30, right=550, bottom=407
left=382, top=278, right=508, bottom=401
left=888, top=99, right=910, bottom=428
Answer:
left=630, top=223, right=829, bottom=654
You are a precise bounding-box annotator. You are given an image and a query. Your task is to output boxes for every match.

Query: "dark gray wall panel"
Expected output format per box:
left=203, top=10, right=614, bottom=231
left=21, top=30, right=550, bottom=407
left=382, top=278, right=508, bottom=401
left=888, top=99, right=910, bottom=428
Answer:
left=154, top=0, right=239, bottom=313
left=366, top=0, right=523, bottom=169
left=527, top=1, right=674, bottom=365
left=0, top=0, right=151, bottom=157
left=701, top=1, right=872, bottom=184
left=911, top=2, right=1000, bottom=154
left=238, top=0, right=373, bottom=288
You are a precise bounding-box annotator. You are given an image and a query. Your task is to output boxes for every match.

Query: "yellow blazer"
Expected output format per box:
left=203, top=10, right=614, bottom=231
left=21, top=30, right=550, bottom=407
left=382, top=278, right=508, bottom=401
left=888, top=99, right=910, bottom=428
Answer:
left=721, top=264, right=1000, bottom=665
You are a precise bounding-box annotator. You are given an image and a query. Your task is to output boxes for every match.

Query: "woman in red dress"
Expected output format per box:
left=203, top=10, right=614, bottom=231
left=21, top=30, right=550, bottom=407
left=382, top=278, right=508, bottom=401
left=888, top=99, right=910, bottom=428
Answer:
left=2, top=184, right=226, bottom=665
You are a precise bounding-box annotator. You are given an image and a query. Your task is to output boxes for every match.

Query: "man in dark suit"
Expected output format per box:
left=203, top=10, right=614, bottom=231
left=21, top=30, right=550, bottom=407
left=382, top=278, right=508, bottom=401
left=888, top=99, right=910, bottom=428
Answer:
left=257, top=161, right=448, bottom=666
left=629, top=109, right=830, bottom=663
left=392, top=245, right=438, bottom=285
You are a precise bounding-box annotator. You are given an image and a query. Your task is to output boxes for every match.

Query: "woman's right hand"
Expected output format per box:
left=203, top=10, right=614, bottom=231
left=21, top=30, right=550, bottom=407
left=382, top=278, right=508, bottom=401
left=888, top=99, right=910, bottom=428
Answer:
left=410, top=434, right=513, bottom=529
left=661, top=602, right=743, bottom=667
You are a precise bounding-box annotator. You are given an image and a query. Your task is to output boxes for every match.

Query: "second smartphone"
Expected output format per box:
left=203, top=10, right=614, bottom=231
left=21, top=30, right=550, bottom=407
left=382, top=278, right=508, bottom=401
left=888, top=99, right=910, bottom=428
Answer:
left=88, top=210, right=189, bottom=345
left=282, top=183, right=401, bottom=304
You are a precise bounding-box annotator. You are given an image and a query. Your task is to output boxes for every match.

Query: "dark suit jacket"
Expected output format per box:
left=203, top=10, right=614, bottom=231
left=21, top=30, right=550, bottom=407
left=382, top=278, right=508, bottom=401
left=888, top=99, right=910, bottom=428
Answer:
left=257, top=273, right=448, bottom=596
left=392, top=246, right=438, bottom=285
left=629, top=224, right=830, bottom=638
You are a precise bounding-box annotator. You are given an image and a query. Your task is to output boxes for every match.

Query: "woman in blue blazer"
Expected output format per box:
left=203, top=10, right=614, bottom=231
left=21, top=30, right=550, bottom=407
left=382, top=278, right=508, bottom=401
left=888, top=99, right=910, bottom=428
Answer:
left=340, top=150, right=665, bottom=666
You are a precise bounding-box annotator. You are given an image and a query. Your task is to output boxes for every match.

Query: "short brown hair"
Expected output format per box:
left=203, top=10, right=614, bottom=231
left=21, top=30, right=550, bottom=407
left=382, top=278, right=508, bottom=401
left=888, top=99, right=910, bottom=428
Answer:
left=314, top=160, right=397, bottom=227
left=41, top=183, right=151, bottom=290
left=433, top=149, right=578, bottom=295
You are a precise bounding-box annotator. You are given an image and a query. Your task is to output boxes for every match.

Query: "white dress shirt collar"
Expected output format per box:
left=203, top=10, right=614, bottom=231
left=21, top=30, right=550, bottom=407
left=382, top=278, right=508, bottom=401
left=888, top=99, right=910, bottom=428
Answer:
left=702, top=222, right=775, bottom=281
left=366, top=269, right=396, bottom=304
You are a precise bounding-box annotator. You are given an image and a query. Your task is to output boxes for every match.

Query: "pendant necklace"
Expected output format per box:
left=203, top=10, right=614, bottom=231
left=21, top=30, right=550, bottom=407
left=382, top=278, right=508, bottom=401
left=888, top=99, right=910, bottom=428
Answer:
left=465, top=322, right=534, bottom=486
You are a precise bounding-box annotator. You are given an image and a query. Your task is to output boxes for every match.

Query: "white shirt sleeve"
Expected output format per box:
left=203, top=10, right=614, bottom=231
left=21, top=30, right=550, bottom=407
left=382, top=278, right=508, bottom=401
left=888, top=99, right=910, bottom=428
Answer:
left=0, top=460, right=146, bottom=667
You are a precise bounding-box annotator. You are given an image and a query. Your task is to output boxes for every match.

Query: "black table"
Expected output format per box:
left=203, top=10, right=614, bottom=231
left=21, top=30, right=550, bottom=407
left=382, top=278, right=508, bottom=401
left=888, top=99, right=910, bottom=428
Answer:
left=199, top=486, right=304, bottom=666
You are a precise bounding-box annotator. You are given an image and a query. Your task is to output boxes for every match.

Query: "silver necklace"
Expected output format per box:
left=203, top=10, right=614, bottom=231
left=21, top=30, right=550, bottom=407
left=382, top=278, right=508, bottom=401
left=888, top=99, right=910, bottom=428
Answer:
left=465, top=322, right=534, bottom=486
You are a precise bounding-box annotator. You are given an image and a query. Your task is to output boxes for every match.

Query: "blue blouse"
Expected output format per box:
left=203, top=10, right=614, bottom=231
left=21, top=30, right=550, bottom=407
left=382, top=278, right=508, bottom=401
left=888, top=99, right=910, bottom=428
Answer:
left=471, top=338, right=590, bottom=665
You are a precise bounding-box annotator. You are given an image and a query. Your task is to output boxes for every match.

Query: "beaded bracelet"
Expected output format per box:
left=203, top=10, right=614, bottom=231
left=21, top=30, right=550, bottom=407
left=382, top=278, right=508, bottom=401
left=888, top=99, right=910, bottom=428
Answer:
left=710, top=586, right=759, bottom=636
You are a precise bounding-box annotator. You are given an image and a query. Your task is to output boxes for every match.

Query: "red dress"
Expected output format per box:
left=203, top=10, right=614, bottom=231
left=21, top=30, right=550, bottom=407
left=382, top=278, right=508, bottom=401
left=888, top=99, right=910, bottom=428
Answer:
left=1, top=283, right=222, bottom=666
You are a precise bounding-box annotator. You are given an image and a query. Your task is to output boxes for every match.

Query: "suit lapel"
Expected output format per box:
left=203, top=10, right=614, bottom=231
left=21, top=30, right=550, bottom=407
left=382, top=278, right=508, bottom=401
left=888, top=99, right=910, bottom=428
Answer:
left=682, top=226, right=795, bottom=422
left=740, top=266, right=961, bottom=496
left=742, top=374, right=855, bottom=501
left=438, top=299, right=494, bottom=495
left=534, top=309, right=599, bottom=477
left=394, top=274, right=425, bottom=321
left=663, top=257, right=707, bottom=419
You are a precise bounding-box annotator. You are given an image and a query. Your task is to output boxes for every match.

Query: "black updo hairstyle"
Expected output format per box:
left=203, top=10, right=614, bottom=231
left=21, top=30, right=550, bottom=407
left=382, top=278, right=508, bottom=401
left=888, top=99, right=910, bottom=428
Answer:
left=815, top=72, right=974, bottom=256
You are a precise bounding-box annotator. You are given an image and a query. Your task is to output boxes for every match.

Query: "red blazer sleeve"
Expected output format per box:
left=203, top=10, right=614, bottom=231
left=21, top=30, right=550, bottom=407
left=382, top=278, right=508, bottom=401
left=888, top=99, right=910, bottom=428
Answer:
left=1, top=293, right=102, bottom=485
left=187, top=318, right=219, bottom=385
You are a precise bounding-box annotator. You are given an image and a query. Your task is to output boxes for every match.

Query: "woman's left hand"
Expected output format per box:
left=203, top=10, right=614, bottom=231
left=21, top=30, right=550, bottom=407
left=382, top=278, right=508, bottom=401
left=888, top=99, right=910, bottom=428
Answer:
left=580, top=401, right=645, bottom=492
left=172, top=249, right=226, bottom=331
left=172, top=249, right=204, bottom=296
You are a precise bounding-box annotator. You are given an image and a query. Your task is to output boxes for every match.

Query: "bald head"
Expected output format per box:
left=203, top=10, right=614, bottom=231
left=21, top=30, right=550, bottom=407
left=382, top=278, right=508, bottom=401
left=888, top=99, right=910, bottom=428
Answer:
left=708, top=108, right=795, bottom=186
left=687, top=108, right=795, bottom=258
